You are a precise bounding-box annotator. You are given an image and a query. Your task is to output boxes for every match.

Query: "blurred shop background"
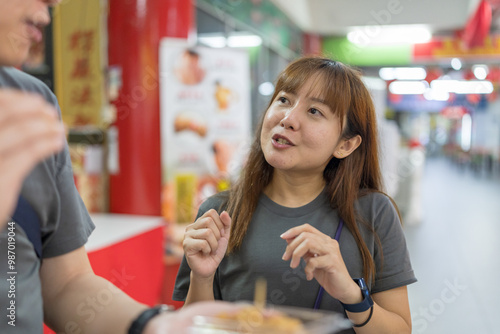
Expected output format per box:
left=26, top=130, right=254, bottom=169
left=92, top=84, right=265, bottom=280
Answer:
left=27, top=0, right=499, bottom=333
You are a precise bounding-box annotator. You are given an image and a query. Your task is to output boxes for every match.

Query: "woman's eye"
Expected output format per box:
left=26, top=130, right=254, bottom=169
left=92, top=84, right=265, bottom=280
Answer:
left=278, top=97, right=288, bottom=103
left=309, top=108, right=322, bottom=116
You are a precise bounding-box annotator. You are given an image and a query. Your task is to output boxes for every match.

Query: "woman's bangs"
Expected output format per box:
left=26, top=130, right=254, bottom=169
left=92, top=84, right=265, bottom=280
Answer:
left=275, top=64, right=311, bottom=96
left=304, top=70, right=351, bottom=123
left=273, top=59, right=352, bottom=120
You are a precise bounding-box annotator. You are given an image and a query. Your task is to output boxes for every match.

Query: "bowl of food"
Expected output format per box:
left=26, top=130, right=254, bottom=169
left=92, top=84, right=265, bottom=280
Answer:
left=188, top=303, right=351, bottom=334
left=188, top=278, right=351, bottom=334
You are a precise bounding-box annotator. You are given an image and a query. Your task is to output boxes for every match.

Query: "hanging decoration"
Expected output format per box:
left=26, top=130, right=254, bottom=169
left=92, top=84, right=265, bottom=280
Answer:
left=460, top=0, right=492, bottom=49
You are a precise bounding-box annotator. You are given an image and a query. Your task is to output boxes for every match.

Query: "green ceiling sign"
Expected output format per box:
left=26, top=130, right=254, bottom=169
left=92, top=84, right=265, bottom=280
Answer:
left=322, top=37, right=412, bottom=67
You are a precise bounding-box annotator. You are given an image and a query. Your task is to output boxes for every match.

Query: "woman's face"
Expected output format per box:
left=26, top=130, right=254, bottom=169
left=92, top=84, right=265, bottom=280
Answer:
left=260, top=76, right=344, bottom=176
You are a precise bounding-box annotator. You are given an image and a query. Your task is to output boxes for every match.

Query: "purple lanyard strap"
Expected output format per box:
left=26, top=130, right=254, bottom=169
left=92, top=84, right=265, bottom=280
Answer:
left=313, top=219, right=344, bottom=310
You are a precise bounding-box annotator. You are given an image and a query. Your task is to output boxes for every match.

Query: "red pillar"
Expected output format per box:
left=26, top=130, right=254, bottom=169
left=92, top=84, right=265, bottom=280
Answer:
left=303, top=33, right=323, bottom=56
left=108, top=0, right=194, bottom=215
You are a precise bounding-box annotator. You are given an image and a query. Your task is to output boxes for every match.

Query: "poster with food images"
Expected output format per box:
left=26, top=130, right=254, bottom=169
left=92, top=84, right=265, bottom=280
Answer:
left=159, top=38, right=251, bottom=224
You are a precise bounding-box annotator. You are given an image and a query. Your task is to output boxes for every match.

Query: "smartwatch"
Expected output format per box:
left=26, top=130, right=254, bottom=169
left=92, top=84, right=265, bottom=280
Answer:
left=340, top=278, right=373, bottom=313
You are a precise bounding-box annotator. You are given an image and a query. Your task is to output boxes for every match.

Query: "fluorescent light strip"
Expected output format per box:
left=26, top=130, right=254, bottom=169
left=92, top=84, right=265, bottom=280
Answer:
left=227, top=35, right=262, bottom=48
left=389, top=80, right=429, bottom=95
left=379, top=67, right=427, bottom=81
left=424, top=89, right=450, bottom=101
left=430, top=80, right=493, bottom=94
left=198, top=33, right=262, bottom=48
left=198, top=36, right=226, bottom=48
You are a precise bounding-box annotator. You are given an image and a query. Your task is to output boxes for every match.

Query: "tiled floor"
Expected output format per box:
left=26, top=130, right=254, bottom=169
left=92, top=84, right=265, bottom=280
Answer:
left=404, top=156, right=500, bottom=333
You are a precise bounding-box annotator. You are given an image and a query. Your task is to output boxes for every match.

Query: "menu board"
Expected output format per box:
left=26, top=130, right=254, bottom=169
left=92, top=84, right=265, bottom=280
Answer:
left=159, top=38, right=251, bottom=223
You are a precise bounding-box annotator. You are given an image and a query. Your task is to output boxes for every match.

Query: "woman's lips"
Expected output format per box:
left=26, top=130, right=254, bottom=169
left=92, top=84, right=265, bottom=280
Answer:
left=272, top=134, right=294, bottom=147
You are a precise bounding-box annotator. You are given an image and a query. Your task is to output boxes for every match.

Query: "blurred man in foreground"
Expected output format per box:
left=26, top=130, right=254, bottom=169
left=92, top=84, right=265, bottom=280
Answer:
left=0, top=1, right=236, bottom=333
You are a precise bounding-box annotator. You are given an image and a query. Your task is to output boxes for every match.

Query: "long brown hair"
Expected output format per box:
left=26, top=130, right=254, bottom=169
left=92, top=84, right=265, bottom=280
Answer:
left=225, top=56, right=384, bottom=283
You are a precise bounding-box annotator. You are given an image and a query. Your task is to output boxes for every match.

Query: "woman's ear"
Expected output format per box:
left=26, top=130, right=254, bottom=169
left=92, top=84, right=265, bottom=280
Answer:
left=333, top=135, right=362, bottom=159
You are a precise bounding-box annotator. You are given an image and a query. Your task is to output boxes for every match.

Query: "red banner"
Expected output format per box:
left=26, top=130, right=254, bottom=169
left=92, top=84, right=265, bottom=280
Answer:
left=413, top=35, right=500, bottom=61
left=460, top=0, right=492, bottom=49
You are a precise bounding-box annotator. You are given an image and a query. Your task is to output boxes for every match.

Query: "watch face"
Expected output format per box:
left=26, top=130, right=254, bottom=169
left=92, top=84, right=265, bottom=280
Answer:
left=343, top=278, right=373, bottom=312
left=354, top=278, right=368, bottom=291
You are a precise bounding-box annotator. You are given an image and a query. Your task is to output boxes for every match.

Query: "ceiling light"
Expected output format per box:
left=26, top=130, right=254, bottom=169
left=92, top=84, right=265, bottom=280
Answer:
left=389, top=80, right=429, bottom=95
left=451, top=58, right=462, bottom=70
left=258, top=82, right=274, bottom=96
left=198, top=32, right=262, bottom=48
left=198, top=34, right=226, bottom=48
left=227, top=34, right=262, bottom=48
left=347, top=25, right=431, bottom=46
left=472, top=65, right=488, bottom=80
left=423, top=88, right=450, bottom=101
left=379, top=67, right=427, bottom=81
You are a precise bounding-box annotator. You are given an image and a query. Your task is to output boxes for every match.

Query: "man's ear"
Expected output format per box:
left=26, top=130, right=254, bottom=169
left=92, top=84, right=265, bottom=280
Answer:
left=333, top=135, right=362, bottom=159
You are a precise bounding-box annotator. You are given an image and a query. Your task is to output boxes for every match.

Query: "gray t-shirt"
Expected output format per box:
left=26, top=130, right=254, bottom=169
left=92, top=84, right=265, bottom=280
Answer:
left=0, top=67, right=95, bottom=333
left=173, top=190, right=416, bottom=332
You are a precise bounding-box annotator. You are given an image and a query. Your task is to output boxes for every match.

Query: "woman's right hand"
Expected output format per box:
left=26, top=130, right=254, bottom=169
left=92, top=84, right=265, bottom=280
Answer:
left=183, top=209, right=232, bottom=279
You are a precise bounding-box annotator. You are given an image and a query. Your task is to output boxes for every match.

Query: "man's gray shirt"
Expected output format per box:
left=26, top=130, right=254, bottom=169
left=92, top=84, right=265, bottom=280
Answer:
left=0, top=67, right=95, bottom=333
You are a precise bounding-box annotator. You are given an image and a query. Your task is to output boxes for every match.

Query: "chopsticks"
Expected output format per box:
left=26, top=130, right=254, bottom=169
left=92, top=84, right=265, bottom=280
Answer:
left=254, top=277, right=267, bottom=309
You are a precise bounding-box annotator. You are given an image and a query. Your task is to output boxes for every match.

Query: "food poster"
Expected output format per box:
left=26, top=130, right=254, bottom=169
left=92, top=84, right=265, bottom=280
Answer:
left=159, top=38, right=251, bottom=224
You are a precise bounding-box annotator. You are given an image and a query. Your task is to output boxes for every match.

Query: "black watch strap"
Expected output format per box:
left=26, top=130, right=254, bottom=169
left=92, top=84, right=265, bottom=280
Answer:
left=128, top=304, right=173, bottom=334
left=340, top=278, right=374, bottom=313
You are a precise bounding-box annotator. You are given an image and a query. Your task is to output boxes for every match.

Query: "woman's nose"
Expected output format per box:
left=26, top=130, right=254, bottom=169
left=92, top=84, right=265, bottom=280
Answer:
left=280, top=106, right=300, bottom=130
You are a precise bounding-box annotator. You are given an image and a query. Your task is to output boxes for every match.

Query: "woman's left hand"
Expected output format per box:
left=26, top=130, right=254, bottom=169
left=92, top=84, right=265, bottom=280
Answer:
left=280, top=224, right=362, bottom=304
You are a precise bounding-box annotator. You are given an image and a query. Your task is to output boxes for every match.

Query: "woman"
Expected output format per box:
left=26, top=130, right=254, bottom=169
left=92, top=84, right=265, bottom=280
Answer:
left=173, top=57, right=416, bottom=332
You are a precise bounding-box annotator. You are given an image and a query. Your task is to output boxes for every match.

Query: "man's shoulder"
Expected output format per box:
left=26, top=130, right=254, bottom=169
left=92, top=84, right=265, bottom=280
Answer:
left=0, top=67, right=56, bottom=101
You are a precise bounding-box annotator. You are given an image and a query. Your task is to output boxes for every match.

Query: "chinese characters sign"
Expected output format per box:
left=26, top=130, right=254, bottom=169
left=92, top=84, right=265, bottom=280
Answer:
left=53, top=0, right=104, bottom=127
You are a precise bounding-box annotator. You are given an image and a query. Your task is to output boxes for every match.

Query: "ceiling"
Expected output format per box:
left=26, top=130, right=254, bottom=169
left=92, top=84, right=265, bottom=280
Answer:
left=270, top=0, right=484, bottom=36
